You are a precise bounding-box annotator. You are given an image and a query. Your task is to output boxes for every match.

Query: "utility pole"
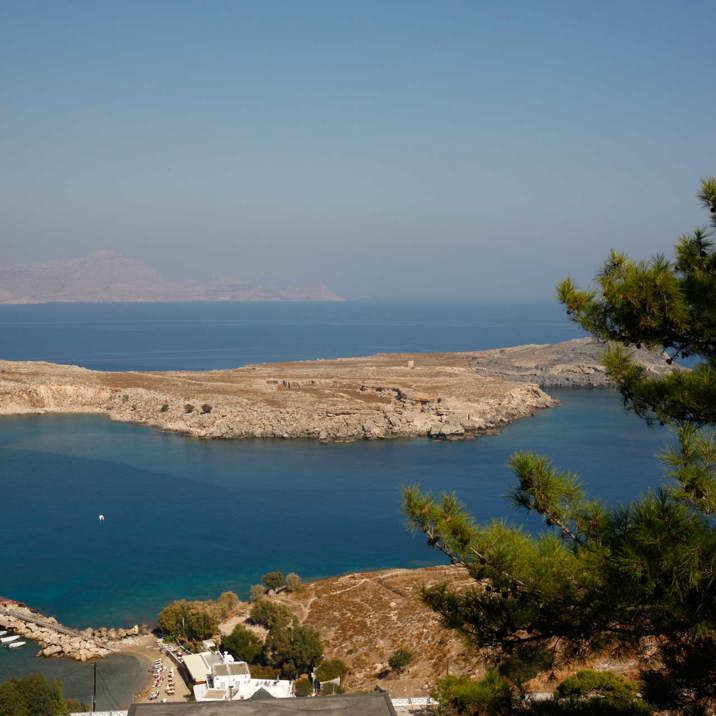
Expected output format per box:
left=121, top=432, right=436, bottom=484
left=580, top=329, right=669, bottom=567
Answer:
left=92, top=662, right=97, bottom=713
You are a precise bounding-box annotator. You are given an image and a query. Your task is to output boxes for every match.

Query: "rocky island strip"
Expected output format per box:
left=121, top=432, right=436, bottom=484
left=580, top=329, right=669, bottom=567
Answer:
left=0, top=339, right=671, bottom=442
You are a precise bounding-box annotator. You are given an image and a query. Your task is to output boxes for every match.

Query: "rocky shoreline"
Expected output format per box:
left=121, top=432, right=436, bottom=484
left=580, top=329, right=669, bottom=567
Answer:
left=0, top=339, right=671, bottom=443
left=0, top=600, right=150, bottom=662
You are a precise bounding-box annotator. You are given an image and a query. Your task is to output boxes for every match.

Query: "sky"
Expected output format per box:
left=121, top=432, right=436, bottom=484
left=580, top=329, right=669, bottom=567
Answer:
left=0, top=1, right=714, bottom=299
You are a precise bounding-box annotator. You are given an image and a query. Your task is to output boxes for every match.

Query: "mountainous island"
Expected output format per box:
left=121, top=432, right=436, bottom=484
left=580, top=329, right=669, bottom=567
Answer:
left=0, top=339, right=671, bottom=442
left=0, top=251, right=344, bottom=303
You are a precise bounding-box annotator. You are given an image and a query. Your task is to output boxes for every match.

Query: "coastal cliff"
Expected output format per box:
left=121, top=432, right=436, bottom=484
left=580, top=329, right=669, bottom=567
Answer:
left=0, top=338, right=670, bottom=442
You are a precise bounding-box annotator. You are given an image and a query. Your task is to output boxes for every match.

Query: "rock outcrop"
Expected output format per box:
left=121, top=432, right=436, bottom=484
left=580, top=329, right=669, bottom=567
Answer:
left=0, top=356, right=557, bottom=443
left=0, top=339, right=675, bottom=442
left=0, top=601, right=149, bottom=661
left=469, top=337, right=672, bottom=388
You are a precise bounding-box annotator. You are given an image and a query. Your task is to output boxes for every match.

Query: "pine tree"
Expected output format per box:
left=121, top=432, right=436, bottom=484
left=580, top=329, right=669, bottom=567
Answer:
left=404, top=178, right=716, bottom=710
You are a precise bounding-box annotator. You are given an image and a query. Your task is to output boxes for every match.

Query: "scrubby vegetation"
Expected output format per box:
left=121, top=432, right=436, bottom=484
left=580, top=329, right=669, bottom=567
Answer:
left=222, top=624, right=263, bottom=663
left=0, top=674, right=72, bottom=716
left=157, top=591, right=239, bottom=643
left=388, top=648, right=413, bottom=674
left=315, top=658, right=349, bottom=683
left=294, top=675, right=314, bottom=697
left=263, top=623, right=324, bottom=679
left=249, top=598, right=296, bottom=630
left=285, top=572, right=302, bottom=592
left=432, top=672, right=514, bottom=715
left=261, top=571, right=286, bottom=591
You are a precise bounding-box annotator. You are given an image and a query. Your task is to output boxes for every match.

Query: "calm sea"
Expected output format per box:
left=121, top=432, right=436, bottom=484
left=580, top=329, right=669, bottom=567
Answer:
left=0, top=301, right=671, bottom=707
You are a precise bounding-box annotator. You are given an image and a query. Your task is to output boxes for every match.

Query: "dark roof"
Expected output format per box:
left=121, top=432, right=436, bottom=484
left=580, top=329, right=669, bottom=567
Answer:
left=127, top=693, right=397, bottom=716
left=249, top=688, right=275, bottom=701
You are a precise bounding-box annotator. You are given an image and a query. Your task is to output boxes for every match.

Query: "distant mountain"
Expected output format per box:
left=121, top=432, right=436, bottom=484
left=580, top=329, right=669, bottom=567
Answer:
left=0, top=252, right=344, bottom=304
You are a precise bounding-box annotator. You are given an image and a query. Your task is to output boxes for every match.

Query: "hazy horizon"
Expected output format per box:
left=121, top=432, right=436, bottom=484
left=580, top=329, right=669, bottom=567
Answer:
left=1, top=1, right=713, bottom=300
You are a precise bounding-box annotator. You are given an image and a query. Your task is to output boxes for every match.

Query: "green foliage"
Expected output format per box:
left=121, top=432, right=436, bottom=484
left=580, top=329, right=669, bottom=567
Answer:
left=262, top=571, right=286, bottom=591
left=286, top=572, right=302, bottom=592
left=0, top=674, right=69, bottom=716
left=216, top=591, right=240, bottom=619
left=431, top=672, right=513, bottom=715
left=263, top=623, right=324, bottom=679
left=527, top=670, right=651, bottom=715
left=248, top=664, right=280, bottom=679
left=249, top=598, right=296, bottom=630
left=387, top=648, right=413, bottom=673
left=320, top=681, right=345, bottom=695
left=157, top=599, right=219, bottom=641
left=294, top=675, right=314, bottom=697
left=250, top=583, right=267, bottom=602
left=405, top=180, right=716, bottom=710
left=222, top=624, right=263, bottom=664
left=315, top=658, right=349, bottom=682
left=557, top=177, right=716, bottom=426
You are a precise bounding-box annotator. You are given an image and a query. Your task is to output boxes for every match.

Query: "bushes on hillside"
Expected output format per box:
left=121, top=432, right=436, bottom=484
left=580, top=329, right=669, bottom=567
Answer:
left=294, top=675, right=314, bottom=697
left=0, top=674, right=69, bottom=716
left=263, top=623, right=324, bottom=679
left=157, top=591, right=239, bottom=642
left=222, top=624, right=263, bottom=664
left=249, top=599, right=296, bottom=630
left=388, top=648, right=413, bottom=674
left=286, top=572, right=302, bottom=592
left=432, top=672, right=513, bottom=715
left=261, top=571, right=286, bottom=591
left=249, top=584, right=267, bottom=602
left=315, top=658, right=349, bottom=683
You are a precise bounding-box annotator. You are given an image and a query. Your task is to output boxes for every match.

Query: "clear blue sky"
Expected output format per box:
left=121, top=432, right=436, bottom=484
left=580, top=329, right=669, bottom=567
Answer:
left=1, top=1, right=713, bottom=298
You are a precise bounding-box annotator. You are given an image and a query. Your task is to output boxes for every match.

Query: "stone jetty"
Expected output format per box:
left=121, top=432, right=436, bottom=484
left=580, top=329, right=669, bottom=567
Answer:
left=0, top=599, right=148, bottom=661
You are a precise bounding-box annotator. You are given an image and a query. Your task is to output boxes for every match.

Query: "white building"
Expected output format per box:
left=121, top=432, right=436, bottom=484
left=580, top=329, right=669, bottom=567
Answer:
left=184, top=651, right=294, bottom=702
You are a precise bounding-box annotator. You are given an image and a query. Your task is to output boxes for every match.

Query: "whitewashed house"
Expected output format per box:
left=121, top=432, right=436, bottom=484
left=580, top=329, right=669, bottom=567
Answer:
left=186, top=651, right=294, bottom=702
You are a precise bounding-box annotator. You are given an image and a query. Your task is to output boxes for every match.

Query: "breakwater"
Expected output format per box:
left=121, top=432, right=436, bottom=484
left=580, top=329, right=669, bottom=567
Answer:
left=0, top=599, right=148, bottom=661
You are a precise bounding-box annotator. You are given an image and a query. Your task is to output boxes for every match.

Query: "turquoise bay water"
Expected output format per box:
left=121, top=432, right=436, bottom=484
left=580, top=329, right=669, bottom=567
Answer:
left=0, top=390, right=668, bottom=628
left=0, top=301, right=671, bottom=706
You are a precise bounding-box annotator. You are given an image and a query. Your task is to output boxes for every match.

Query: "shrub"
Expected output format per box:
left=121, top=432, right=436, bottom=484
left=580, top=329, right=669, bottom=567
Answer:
left=249, top=599, right=295, bottom=629
left=263, top=624, right=324, bottom=679
left=286, top=572, right=302, bottom=592
left=0, top=673, right=69, bottom=716
left=249, top=664, right=280, bottom=679
left=262, top=571, right=286, bottom=591
left=157, top=599, right=218, bottom=641
left=201, top=403, right=212, bottom=414
left=320, top=682, right=344, bottom=695
left=222, top=624, right=263, bottom=664
left=294, top=675, right=313, bottom=697
left=388, top=648, right=413, bottom=674
left=216, top=591, right=240, bottom=619
left=550, top=670, right=651, bottom=714
left=249, top=584, right=267, bottom=602
left=159, top=403, right=169, bottom=412
left=184, top=403, right=194, bottom=413
left=432, top=672, right=513, bottom=715
left=315, top=658, right=349, bottom=683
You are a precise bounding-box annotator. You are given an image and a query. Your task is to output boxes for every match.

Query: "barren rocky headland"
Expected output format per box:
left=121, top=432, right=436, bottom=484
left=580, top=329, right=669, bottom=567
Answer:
left=0, top=338, right=669, bottom=442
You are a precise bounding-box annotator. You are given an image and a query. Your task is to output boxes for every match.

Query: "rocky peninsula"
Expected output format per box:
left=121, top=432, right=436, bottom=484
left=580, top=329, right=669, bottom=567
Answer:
left=0, top=339, right=670, bottom=442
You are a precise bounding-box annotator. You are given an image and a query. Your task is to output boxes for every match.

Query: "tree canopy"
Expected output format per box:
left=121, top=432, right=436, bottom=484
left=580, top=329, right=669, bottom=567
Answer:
left=0, top=674, right=69, bottom=716
left=405, top=178, right=716, bottom=711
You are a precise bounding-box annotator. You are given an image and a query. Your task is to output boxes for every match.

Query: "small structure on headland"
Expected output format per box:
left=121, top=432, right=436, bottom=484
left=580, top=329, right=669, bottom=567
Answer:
left=184, top=650, right=293, bottom=702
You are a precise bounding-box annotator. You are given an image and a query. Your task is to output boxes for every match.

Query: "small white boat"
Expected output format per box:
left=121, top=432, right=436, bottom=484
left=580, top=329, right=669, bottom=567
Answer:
left=0, top=635, right=19, bottom=644
left=8, top=641, right=26, bottom=649
left=0, top=631, right=7, bottom=636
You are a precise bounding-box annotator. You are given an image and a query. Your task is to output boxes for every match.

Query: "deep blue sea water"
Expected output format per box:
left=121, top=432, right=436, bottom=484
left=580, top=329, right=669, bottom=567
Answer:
left=0, top=301, right=672, bottom=706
